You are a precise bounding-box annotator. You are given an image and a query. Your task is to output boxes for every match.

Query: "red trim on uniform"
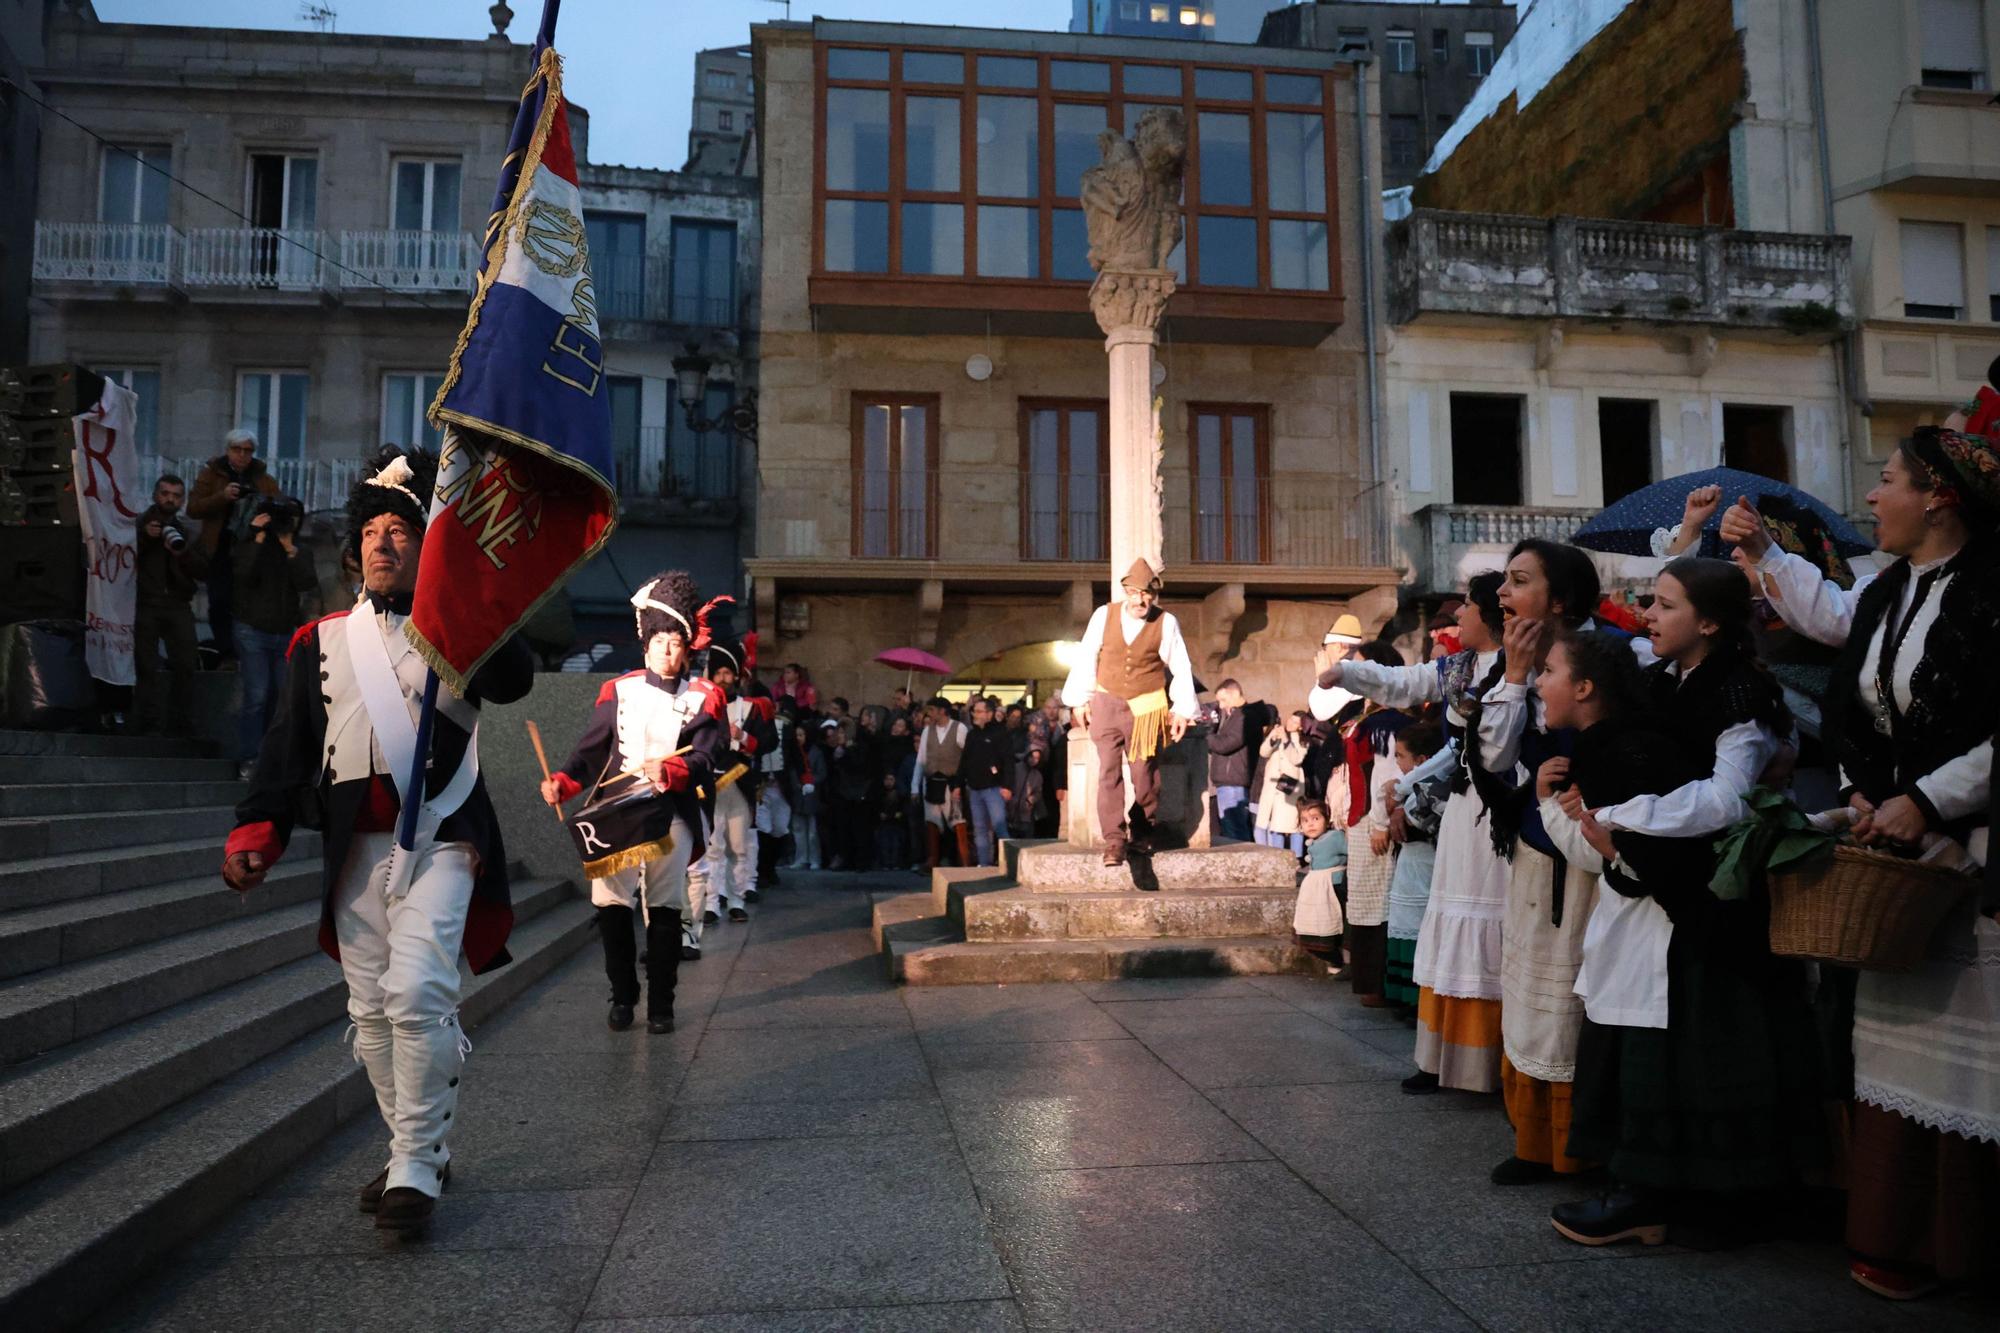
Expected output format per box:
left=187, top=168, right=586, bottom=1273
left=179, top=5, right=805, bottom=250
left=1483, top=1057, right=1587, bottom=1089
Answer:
left=689, top=677, right=728, bottom=722
left=741, top=631, right=759, bottom=674
left=223, top=821, right=284, bottom=890
left=595, top=669, right=642, bottom=707
left=352, top=774, right=401, bottom=832
left=462, top=899, right=516, bottom=975
left=658, top=754, right=691, bottom=793
left=746, top=695, right=776, bottom=724
left=286, top=608, right=351, bottom=661
left=551, top=771, right=583, bottom=802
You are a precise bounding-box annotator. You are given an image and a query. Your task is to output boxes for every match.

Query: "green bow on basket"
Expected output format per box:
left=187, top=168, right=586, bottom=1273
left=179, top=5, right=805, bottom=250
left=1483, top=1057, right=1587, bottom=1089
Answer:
left=1709, top=786, right=1839, bottom=901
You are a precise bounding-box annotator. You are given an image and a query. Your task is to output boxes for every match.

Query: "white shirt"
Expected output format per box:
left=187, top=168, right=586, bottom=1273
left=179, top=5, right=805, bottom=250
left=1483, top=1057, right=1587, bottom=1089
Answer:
left=1061, top=603, right=1199, bottom=719
left=1544, top=795, right=1672, bottom=1029
left=1336, top=651, right=1499, bottom=727
left=1757, top=546, right=1991, bottom=823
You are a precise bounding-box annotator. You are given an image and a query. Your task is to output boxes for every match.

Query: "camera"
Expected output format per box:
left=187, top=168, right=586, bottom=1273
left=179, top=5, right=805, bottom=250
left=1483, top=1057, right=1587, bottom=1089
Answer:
left=255, top=494, right=306, bottom=535
left=161, top=524, right=186, bottom=552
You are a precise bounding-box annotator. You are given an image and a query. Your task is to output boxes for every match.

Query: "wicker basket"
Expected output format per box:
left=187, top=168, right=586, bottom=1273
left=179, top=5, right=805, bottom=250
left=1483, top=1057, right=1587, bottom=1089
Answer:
left=1767, top=844, right=1974, bottom=970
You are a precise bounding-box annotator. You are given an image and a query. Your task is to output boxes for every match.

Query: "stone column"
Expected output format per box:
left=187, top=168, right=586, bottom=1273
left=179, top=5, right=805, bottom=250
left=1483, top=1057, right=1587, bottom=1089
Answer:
left=1090, top=268, right=1176, bottom=592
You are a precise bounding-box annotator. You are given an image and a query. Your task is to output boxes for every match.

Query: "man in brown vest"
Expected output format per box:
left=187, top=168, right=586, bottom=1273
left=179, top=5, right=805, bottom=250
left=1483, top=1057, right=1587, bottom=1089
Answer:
left=1062, top=557, right=1200, bottom=866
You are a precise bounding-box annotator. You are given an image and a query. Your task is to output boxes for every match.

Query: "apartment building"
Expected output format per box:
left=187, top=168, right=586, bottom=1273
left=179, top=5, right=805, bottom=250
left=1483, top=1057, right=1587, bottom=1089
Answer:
left=748, top=18, right=1398, bottom=707
left=684, top=43, right=755, bottom=176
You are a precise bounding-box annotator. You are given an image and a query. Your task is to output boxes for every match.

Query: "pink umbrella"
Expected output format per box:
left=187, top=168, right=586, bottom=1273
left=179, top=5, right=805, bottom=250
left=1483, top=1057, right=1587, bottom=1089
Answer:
left=874, top=646, right=952, bottom=694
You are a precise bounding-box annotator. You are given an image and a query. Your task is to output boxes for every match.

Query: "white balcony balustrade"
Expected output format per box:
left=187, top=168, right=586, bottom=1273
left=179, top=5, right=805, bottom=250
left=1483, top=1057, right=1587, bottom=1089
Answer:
left=179, top=227, right=328, bottom=291
left=338, top=229, right=481, bottom=293
left=32, top=222, right=179, bottom=286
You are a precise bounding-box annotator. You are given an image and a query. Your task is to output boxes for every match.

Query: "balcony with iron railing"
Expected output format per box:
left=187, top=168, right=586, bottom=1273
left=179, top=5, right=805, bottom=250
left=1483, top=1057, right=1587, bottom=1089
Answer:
left=593, top=254, right=739, bottom=331
left=1387, top=210, right=1854, bottom=336
left=613, top=426, right=738, bottom=509
left=33, top=223, right=482, bottom=298
left=156, top=454, right=373, bottom=514
left=752, top=466, right=1393, bottom=588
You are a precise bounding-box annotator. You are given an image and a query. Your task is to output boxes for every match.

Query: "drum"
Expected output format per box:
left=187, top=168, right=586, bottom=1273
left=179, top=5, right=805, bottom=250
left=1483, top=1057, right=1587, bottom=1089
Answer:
left=566, top=778, right=676, bottom=879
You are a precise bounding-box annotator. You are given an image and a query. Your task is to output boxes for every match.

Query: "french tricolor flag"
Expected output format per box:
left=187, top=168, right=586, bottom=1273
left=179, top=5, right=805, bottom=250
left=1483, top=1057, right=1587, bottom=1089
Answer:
left=417, top=0, right=616, bottom=694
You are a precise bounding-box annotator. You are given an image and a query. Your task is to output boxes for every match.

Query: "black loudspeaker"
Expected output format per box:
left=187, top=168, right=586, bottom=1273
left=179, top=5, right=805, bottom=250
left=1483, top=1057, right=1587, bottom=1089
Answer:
left=0, top=525, right=85, bottom=622
left=0, top=364, right=105, bottom=419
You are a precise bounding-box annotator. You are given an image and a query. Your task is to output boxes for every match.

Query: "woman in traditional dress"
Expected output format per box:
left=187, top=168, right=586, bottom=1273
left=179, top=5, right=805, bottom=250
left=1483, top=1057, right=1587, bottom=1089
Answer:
left=1317, top=574, right=1508, bottom=1092
left=1475, top=539, right=1633, bottom=1183
left=1383, top=720, right=1449, bottom=1014
left=1311, top=642, right=1411, bottom=1005
left=1722, top=427, right=2000, bottom=1300
left=1543, top=562, right=1823, bottom=1246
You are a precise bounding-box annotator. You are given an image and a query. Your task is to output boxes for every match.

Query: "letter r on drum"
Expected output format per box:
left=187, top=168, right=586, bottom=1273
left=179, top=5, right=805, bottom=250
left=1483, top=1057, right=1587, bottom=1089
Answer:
left=575, top=821, right=610, bottom=855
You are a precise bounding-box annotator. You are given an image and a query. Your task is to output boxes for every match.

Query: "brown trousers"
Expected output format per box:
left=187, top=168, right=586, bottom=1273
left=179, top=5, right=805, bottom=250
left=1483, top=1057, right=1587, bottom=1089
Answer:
left=1090, top=690, right=1159, bottom=845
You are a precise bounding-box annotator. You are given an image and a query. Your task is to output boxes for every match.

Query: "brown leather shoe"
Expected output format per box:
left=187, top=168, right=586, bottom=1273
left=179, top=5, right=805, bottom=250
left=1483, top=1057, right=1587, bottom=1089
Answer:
left=374, top=1186, right=436, bottom=1236
left=1102, top=840, right=1127, bottom=867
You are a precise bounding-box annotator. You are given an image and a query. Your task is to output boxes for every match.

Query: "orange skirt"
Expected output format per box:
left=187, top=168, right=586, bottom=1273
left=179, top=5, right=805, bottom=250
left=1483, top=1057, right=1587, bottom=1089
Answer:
left=1415, top=988, right=1501, bottom=1093
left=1501, top=1052, right=1595, bottom=1174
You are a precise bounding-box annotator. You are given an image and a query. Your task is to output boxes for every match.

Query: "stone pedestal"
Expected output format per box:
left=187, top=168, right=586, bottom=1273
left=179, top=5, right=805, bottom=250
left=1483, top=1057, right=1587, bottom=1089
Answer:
left=1064, top=720, right=1212, bottom=850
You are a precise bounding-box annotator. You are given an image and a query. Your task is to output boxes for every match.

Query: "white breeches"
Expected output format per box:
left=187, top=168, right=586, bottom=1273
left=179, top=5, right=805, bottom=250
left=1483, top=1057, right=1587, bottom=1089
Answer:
left=692, top=782, right=754, bottom=914
left=756, top=781, right=790, bottom=835
left=588, top=814, right=697, bottom=933
left=334, top=831, right=476, bottom=1199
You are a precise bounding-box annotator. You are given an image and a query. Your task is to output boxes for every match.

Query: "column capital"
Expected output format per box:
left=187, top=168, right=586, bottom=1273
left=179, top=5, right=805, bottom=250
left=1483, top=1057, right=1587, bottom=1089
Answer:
left=1089, top=268, right=1177, bottom=339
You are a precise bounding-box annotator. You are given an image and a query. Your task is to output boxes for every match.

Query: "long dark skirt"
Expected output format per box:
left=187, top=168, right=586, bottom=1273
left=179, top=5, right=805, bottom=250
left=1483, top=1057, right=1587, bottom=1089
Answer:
left=1568, top=935, right=1826, bottom=1193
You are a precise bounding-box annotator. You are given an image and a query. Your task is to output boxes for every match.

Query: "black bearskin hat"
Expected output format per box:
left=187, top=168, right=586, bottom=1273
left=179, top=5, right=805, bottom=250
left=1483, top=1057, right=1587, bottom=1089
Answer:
left=694, top=595, right=744, bottom=677
left=630, top=569, right=700, bottom=647
left=344, top=445, right=437, bottom=560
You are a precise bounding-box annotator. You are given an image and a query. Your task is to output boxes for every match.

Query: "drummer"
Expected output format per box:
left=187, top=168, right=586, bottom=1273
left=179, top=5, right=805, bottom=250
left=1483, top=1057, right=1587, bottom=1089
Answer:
left=542, top=570, right=725, bottom=1034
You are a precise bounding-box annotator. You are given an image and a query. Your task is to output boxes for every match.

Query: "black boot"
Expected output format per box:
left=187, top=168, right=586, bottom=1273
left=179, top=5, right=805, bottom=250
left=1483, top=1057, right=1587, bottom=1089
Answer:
left=375, top=1186, right=436, bottom=1237
left=645, top=914, right=681, bottom=1033
left=597, top=905, right=640, bottom=1030
left=1551, top=1187, right=1669, bottom=1247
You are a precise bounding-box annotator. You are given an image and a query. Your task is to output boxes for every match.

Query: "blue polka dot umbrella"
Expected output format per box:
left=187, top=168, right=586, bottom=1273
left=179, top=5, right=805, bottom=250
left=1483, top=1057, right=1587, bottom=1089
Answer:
left=1571, top=467, right=1873, bottom=560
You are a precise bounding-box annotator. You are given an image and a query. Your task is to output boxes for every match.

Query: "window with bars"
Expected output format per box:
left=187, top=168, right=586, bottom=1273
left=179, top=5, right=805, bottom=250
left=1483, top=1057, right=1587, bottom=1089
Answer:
left=1020, top=400, right=1108, bottom=561
left=818, top=44, right=1333, bottom=294
left=1190, top=404, right=1266, bottom=563
left=586, top=211, right=648, bottom=321
left=1387, top=116, right=1420, bottom=169
left=852, top=392, right=938, bottom=558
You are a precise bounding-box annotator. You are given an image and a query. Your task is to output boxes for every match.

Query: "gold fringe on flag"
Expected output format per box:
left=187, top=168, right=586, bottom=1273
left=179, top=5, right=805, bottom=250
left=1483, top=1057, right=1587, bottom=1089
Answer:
left=579, top=830, right=676, bottom=880
left=715, top=763, right=750, bottom=792
left=1124, top=688, right=1172, bottom=763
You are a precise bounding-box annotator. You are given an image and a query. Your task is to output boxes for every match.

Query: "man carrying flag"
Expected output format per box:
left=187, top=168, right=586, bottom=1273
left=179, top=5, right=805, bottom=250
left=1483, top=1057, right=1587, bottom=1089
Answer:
left=219, top=0, right=614, bottom=1240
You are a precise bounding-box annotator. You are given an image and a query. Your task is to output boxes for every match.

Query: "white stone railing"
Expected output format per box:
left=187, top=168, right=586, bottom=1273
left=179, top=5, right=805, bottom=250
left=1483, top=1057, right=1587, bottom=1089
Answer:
left=32, top=222, right=179, bottom=285
left=1415, top=502, right=1595, bottom=594
left=158, top=455, right=371, bottom=514
left=336, top=228, right=481, bottom=293
left=1391, top=209, right=1854, bottom=334
left=180, top=227, right=328, bottom=291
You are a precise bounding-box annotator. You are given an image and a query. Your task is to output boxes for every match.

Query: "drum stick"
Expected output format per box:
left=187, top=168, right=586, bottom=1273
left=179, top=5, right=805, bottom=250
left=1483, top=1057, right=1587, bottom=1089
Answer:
left=525, top=721, right=563, bottom=820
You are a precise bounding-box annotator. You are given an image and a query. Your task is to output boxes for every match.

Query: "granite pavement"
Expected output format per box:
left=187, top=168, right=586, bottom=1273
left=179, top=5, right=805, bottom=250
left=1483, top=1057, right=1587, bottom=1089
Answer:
left=91, top=873, right=2000, bottom=1332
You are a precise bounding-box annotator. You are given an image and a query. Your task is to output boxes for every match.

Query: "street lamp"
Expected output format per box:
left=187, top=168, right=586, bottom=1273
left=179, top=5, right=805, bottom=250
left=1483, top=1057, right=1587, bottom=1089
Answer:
left=671, top=343, right=758, bottom=440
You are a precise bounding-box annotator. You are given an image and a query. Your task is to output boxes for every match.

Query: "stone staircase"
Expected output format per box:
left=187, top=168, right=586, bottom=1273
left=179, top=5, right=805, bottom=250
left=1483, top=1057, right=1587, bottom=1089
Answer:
left=872, top=838, right=1324, bottom=985
left=0, top=729, right=596, bottom=1330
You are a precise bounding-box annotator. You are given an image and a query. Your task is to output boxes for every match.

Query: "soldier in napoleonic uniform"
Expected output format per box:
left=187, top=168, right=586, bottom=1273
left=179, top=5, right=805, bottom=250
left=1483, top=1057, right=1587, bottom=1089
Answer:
left=222, top=447, right=535, bottom=1239
left=542, top=570, right=723, bottom=1031
left=688, top=596, right=777, bottom=933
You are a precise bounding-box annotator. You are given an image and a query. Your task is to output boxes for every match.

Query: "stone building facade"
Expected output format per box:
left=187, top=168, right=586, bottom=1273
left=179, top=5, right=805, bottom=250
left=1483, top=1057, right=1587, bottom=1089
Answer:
left=748, top=18, right=1399, bottom=712
left=683, top=43, right=754, bottom=176
left=1384, top=0, right=1861, bottom=594
left=1258, top=0, right=1518, bottom=191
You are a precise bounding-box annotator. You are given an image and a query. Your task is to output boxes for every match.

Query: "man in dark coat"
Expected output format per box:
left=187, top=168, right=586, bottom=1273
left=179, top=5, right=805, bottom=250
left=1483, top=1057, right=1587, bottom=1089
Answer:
left=221, top=447, right=533, bottom=1239
left=1206, top=678, right=1266, bottom=842
left=186, top=430, right=280, bottom=660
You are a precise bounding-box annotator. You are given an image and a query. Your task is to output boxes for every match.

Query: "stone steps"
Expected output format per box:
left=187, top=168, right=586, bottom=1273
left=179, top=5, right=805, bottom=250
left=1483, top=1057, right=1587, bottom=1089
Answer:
left=0, top=804, right=239, bottom=861
left=0, top=876, right=576, bottom=1192
left=890, top=932, right=1320, bottom=986
left=958, top=884, right=1296, bottom=943
left=0, top=754, right=240, bottom=785
left=0, top=830, right=321, bottom=912
left=1005, top=838, right=1297, bottom=893
left=0, top=860, right=320, bottom=981
left=0, top=899, right=321, bottom=1065
left=0, top=730, right=216, bottom=760
left=879, top=837, right=1316, bottom=985
left=0, top=888, right=594, bottom=1331
left=0, top=779, right=243, bottom=819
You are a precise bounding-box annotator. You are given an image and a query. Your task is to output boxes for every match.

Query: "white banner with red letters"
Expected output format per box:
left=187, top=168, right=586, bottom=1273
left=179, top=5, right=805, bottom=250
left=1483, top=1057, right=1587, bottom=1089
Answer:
left=70, top=379, right=142, bottom=685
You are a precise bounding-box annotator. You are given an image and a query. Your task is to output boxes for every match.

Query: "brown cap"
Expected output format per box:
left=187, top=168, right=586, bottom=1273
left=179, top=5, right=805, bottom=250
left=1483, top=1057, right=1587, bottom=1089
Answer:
left=1120, top=556, right=1163, bottom=592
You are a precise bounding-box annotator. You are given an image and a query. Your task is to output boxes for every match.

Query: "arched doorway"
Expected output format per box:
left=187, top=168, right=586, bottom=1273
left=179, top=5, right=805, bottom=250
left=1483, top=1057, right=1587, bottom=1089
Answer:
left=940, top=639, right=1081, bottom=707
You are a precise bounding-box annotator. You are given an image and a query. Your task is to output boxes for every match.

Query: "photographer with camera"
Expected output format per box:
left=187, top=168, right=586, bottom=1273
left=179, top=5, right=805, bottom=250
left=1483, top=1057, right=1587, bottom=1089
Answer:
left=231, top=492, right=315, bottom=773
left=188, top=429, right=281, bottom=666
left=133, top=474, right=205, bottom=737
